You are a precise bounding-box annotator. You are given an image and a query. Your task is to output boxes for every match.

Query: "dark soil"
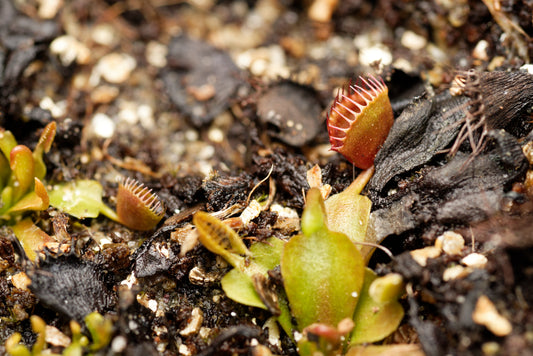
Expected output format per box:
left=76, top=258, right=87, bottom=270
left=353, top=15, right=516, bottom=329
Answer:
left=1, top=0, right=533, bottom=355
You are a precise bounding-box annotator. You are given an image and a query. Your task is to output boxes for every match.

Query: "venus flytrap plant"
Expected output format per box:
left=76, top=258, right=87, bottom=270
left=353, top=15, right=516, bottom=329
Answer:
left=5, top=315, right=48, bottom=356
left=283, top=188, right=404, bottom=355
left=193, top=211, right=286, bottom=312
left=49, top=177, right=165, bottom=231
left=192, top=74, right=400, bottom=353
left=192, top=183, right=404, bottom=355
left=0, top=123, right=56, bottom=260
left=282, top=188, right=365, bottom=331
left=0, top=123, right=55, bottom=219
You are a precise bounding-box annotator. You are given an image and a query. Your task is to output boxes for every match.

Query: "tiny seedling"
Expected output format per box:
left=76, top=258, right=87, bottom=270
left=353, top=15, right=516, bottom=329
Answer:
left=5, top=312, right=113, bottom=356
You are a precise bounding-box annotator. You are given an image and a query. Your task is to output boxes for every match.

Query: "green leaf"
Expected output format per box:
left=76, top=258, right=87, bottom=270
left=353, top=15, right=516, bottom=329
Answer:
left=9, top=145, right=35, bottom=203
left=301, top=188, right=327, bottom=236
left=49, top=180, right=117, bottom=220
left=220, top=237, right=285, bottom=309
left=85, top=312, right=113, bottom=351
left=324, top=167, right=373, bottom=260
left=10, top=218, right=52, bottom=261
left=30, top=316, right=46, bottom=355
left=7, top=178, right=49, bottom=215
left=276, top=291, right=293, bottom=338
left=221, top=269, right=268, bottom=309
left=282, top=188, right=365, bottom=330
left=0, top=153, right=10, bottom=191
left=0, top=186, right=13, bottom=216
left=350, top=269, right=404, bottom=344
left=5, top=333, right=32, bottom=356
left=0, top=129, right=18, bottom=161
left=368, top=273, right=404, bottom=304
left=249, top=236, right=285, bottom=273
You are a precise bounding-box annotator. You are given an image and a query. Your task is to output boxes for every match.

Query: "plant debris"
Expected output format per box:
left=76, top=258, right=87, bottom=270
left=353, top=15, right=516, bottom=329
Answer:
left=257, top=80, right=322, bottom=146
left=163, top=35, right=246, bottom=127
left=28, top=249, right=116, bottom=323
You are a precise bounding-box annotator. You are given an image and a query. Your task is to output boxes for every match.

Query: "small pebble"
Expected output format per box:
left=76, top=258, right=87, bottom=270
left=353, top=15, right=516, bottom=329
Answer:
left=38, top=0, right=63, bottom=19
left=90, top=85, right=119, bottom=104
left=443, top=265, right=470, bottom=281
left=91, top=113, right=115, bottom=138
left=146, top=41, right=168, bottom=67
left=179, top=344, right=192, bottom=356
left=92, top=24, right=118, bottom=46
left=118, top=101, right=139, bottom=124
left=410, top=246, right=441, bottom=267
left=147, top=299, right=158, bottom=313
left=461, top=253, right=488, bottom=269
left=435, top=231, right=464, bottom=255
left=472, top=40, right=489, bottom=61
left=308, top=0, right=339, bottom=23
left=520, top=64, right=533, bottom=74
left=96, top=53, right=136, bottom=84
left=393, top=58, right=414, bottom=73
left=180, top=308, right=204, bottom=336
left=472, top=295, right=512, bottom=336
left=137, top=104, right=155, bottom=129
left=208, top=127, right=224, bottom=143
left=236, top=45, right=288, bottom=78
left=199, top=327, right=211, bottom=339
left=359, top=44, right=392, bottom=68
left=401, top=30, right=427, bottom=50
left=481, top=342, right=500, bottom=356
left=50, top=35, right=91, bottom=66
left=40, top=96, right=67, bottom=118
left=488, top=56, right=505, bottom=71
left=111, top=335, right=128, bottom=353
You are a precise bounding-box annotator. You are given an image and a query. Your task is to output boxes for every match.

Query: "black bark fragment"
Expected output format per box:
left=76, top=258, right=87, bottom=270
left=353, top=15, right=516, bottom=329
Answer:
left=256, top=80, right=322, bottom=146
left=369, top=71, right=533, bottom=201
left=28, top=250, right=116, bottom=322
left=252, top=149, right=309, bottom=209
left=368, top=129, right=528, bottom=242
left=368, top=92, right=469, bottom=196
left=464, top=71, right=533, bottom=136
left=163, top=34, right=245, bottom=127
left=134, top=241, right=177, bottom=278
left=0, top=0, right=59, bottom=120
left=202, top=173, right=253, bottom=211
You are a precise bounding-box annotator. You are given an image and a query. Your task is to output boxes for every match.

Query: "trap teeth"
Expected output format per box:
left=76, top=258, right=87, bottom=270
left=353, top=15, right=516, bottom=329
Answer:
left=116, top=177, right=164, bottom=231
left=327, top=75, right=394, bottom=169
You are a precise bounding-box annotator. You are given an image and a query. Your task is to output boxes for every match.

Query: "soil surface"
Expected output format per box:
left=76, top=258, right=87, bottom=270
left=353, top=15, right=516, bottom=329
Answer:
left=1, top=0, right=533, bottom=355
